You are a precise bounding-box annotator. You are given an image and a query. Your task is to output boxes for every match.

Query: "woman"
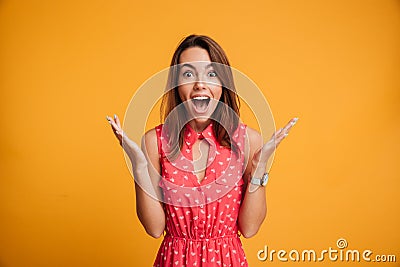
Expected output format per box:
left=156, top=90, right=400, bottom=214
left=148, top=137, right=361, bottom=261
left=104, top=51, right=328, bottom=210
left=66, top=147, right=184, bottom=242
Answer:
left=106, top=34, right=298, bottom=266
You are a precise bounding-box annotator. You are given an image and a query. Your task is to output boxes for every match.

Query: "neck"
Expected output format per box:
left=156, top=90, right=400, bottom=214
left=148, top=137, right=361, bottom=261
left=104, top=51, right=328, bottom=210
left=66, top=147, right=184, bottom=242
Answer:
left=188, top=119, right=211, bottom=132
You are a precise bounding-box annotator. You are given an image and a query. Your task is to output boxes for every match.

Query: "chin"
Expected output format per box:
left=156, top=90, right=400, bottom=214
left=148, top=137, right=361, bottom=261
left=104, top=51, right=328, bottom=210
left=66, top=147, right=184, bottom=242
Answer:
left=191, top=117, right=212, bottom=124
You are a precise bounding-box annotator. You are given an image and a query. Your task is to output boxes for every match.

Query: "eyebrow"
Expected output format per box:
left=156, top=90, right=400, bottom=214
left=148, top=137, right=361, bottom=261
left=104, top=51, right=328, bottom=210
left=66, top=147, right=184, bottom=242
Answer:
left=181, top=63, right=214, bottom=70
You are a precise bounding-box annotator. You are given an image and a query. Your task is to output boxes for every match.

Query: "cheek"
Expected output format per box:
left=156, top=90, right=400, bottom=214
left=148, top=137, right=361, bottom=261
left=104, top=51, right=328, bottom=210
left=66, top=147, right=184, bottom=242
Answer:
left=177, top=85, right=190, bottom=101
left=212, top=86, right=223, bottom=100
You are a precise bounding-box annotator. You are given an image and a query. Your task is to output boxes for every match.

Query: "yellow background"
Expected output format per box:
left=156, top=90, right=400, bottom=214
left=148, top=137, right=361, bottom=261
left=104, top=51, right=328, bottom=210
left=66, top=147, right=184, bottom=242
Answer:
left=1, top=0, right=399, bottom=266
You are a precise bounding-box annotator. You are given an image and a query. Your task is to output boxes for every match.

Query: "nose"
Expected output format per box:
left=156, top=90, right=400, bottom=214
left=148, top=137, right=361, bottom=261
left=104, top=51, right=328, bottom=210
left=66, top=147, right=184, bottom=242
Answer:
left=194, top=80, right=206, bottom=90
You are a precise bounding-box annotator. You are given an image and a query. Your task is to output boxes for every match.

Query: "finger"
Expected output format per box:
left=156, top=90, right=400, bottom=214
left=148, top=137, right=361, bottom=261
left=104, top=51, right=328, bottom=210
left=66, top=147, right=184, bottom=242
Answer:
left=282, top=117, right=299, bottom=133
left=274, top=129, right=290, bottom=144
left=114, top=114, right=122, bottom=128
left=270, top=128, right=282, bottom=140
left=275, top=128, right=283, bottom=135
left=273, top=135, right=285, bottom=148
left=106, top=115, right=114, bottom=128
left=106, top=116, right=122, bottom=134
left=273, top=128, right=286, bottom=140
left=113, top=127, right=124, bottom=144
left=108, top=118, right=120, bottom=132
left=283, top=117, right=297, bottom=131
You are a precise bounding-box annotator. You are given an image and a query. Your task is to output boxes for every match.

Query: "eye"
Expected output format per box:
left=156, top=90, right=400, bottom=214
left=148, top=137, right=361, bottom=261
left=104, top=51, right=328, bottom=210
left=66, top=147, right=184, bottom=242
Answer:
left=183, top=71, right=194, bottom=78
left=208, top=71, right=217, bottom=77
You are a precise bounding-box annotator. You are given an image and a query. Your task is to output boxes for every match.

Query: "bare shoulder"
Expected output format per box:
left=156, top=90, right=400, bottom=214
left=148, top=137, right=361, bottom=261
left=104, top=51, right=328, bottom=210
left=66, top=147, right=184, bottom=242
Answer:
left=242, top=127, right=263, bottom=182
left=245, top=126, right=263, bottom=150
left=141, top=128, right=159, bottom=158
left=143, top=128, right=157, bottom=141
left=243, top=126, right=263, bottom=163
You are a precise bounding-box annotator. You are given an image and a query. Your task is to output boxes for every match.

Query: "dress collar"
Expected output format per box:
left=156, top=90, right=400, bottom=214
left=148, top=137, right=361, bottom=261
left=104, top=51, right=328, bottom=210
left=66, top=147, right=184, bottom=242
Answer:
left=184, top=122, right=214, bottom=146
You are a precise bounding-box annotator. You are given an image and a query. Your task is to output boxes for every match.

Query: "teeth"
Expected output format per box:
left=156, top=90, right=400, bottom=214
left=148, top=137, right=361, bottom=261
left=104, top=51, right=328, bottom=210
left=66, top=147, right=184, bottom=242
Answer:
left=193, top=96, right=209, bottom=100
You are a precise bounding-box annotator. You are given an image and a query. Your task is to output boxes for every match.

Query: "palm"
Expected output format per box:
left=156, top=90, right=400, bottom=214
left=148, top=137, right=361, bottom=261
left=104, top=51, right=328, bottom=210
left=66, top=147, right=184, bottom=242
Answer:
left=252, top=117, right=298, bottom=165
left=106, top=114, right=147, bottom=169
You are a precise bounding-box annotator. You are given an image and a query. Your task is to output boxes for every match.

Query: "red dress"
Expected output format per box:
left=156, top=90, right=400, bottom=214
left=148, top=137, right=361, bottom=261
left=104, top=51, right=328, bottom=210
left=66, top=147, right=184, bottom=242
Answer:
left=153, top=122, right=249, bottom=267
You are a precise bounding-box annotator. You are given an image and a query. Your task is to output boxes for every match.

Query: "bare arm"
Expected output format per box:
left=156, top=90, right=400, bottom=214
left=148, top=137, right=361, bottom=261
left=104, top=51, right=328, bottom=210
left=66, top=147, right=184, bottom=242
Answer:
left=106, top=115, right=165, bottom=238
left=135, top=129, right=165, bottom=238
left=238, top=127, right=266, bottom=238
left=238, top=118, right=298, bottom=238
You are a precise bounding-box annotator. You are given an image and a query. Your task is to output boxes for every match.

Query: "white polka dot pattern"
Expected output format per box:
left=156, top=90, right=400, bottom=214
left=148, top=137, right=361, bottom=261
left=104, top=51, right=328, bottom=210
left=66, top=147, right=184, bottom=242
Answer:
left=153, top=123, right=249, bottom=267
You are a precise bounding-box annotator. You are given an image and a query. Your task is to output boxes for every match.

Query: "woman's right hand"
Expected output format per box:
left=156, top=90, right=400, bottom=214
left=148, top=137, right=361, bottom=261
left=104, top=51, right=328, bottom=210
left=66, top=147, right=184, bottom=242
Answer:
left=106, top=114, right=148, bottom=170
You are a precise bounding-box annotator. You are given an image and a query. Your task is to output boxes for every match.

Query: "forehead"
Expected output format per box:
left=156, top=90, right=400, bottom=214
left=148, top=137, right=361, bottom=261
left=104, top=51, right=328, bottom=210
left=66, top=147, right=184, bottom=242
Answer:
left=179, top=47, right=211, bottom=64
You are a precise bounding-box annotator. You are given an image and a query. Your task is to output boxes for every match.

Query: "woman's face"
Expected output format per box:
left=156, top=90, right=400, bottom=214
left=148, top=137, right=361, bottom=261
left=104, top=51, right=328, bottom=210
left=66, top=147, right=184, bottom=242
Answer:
left=177, top=47, right=223, bottom=123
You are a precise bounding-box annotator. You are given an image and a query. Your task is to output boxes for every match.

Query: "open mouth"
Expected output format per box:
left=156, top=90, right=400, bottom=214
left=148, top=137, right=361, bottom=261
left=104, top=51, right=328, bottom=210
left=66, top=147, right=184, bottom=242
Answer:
left=191, top=96, right=211, bottom=113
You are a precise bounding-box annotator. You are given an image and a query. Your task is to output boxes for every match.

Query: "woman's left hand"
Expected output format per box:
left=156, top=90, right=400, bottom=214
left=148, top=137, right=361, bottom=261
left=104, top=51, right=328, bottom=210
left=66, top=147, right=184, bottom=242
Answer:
left=251, top=117, right=299, bottom=175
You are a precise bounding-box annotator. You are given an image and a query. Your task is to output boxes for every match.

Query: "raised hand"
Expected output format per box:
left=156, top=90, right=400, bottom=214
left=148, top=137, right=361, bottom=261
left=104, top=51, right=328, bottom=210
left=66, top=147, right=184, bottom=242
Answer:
left=106, top=114, right=148, bottom=171
left=251, top=117, right=299, bottom=174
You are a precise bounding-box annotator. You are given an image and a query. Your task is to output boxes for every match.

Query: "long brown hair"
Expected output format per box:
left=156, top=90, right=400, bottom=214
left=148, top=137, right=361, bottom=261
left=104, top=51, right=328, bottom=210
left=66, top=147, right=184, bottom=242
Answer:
left=160, top=35, right=241, bottom=160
